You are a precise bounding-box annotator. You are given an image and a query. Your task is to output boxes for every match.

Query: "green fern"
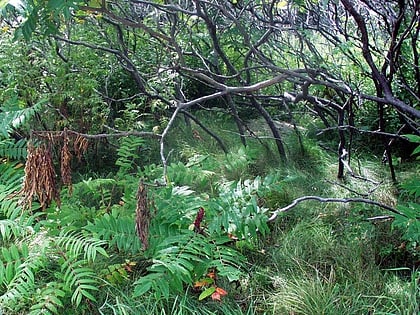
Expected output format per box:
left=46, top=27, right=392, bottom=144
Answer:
left=0, top=242, right=47, bottom=312
left=85, top=211, right=143, bottom=254
left=0, top=160, right=24, bottom=187
left=0, top=96, right=46, bottom=137
left=116, top=136, right=145, bottom=175
left=28, top=284, right=66, bottom=315
left=167, top=159, right=216, bottom=192
left=56, top=229, right=109, bottom=263
left=133, top=231, right=245, bottom=299
left=0, top=160, right=24, bottom=219
left=0, top=138, right=28, bottom=159
left=0, top=243, right=29, bottom=288
left=207, top=175, right=278, bottom=241
left=52, top=230, right=109, bottom=308
left=0, top=192, right=25, bottom=220
left=0, top=218, right=27, bottom=245
left=60, top=257, right=99, bottom=307
left=0, top=161, right=25, bottom=219
left=224, top=146, right=259, bottom=180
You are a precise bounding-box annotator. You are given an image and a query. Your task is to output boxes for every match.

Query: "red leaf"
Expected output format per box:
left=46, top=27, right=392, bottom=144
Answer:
left=193, top=207, right=205, bottom=233
left=215, top=287, right=228, bottom=296
left=211, top=291, right=221, bottom=301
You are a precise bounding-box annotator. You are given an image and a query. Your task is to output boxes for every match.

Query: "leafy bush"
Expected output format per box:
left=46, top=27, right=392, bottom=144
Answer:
left=391, top=136, right=420, bottom=259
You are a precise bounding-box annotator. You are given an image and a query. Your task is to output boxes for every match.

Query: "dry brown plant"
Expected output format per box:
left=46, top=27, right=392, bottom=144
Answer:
left=135, top=180, right=151, bottom=250
left=73, top=134, right=89, bottom=162
left=21, top=142, right=60, bottom=210
left=61, top=130, right=73, bottom=194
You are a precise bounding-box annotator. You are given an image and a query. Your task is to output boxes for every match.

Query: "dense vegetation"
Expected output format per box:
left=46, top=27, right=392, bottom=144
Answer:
left=0, top=0, right=419, bottom=314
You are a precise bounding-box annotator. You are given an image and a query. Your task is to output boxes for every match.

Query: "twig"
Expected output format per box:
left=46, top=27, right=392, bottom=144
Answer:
left=268, top=195, right=404, bottom=221
left=316, top=125, right=409, bottom=140
left=325, top=179, right=370, bottom=197
left=366, top=215, right=394, bottom=221
left=31, top=129, right=160, bottom=139
left=160, top=107, right=181, bottom=185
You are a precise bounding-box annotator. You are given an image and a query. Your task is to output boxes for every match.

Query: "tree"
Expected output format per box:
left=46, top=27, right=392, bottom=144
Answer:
left=1, top=0, right=419, bottom=180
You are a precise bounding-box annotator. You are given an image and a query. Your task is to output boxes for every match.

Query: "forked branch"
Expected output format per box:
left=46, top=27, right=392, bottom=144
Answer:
left=268, top=195, right=404, bottom=222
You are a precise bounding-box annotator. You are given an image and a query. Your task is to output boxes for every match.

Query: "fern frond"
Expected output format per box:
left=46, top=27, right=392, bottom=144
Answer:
left=0, top=219, right=28, bottom=244
left=61, top=258, right=99, bottom=307
left=0, top=242, right=46, bottom=310
left=0, top=161, right=25, bottom=219
left=167, top=161, right=215, bottom=191
left=133, top=231, right=245, bottom=299
left=56, top=230, right=109, bottom=263
left=0, top=243, right=28, bottom=288
left=0, top=160, right=24, bottom=188
left=0, top=193, right=24, bottom=219
left=116, top=136, right=145, bottom=175
left=85, top=212, right=142, bottom=254
left=29, top=284, right=66, bottom=315
left=0, top=98, right=46, bottom=137
left=208, top=176, right=278, bottom=240
left=0, top=138, right=27, bottom=159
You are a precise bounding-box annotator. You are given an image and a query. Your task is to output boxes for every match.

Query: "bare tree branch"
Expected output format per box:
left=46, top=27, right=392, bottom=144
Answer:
left=31, top=129, right=160, bottom=140
left=268, top=195, right=404, bottom=222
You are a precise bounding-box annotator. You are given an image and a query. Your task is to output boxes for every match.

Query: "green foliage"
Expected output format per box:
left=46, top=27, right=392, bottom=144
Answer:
left=392, top=176, right=420, bottom=258
left=167, top=156, right=216, bottom=192
left=224, top=146, right=259, bottom=180
left=0, top=95, right=46, bottom=137
left=0, top=241, right=47, bottom=312
left=99, top=262, right=131, bottom=285
left=1, top=0, right=420, bottom=313
left=134, top=232, right=244, bottom=299
left=29, top=284, right=66, bottom=315
left=403, top=134, right=420, bottom=158
left=390, top=135, right=420, bottom=258
left=85, top=211, right=143, bottom=254
left=61, top=258, right=98, bottom=307
left=56, top=230, right=109, bottom=263
left=208, top=175, right=278, bottom=241
left=0, top=161, right=25, bottom=219
left=0, top=138, right=27, bottom=159
left=116, top=136, right=146, bottom=176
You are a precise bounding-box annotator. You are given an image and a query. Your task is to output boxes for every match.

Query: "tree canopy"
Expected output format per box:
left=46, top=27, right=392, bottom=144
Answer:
left=1, top=0, right=419, bottom=179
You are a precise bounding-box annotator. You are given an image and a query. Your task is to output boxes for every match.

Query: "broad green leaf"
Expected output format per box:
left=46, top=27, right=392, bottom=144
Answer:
left=199, top=287, right=216, bottom=301
left=403, top=134, right=420, bottom=144
left=133, top=281, right=152, bottom=297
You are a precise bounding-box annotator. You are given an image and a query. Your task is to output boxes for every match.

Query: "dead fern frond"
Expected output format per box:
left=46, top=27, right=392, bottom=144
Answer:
left=73, top=135, right=88, bottom=162
left=61, top=131, right=72, bottom=194
left=21, top=142, right=60, bottom=210
left=135, top=180, right=151, bottom=250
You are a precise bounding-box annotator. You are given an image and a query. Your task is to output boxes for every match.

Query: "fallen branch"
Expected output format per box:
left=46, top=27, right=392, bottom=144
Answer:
left=268, top=195, right=404, bottom=221
left=31, top=129, right=160, bottom=139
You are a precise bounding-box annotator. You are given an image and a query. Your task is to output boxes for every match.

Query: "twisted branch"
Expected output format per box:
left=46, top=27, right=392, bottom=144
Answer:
left=268, top=195, right=403, bottom=222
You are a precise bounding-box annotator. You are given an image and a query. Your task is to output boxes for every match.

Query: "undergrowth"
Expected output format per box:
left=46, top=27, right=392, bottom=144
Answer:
left=0, top=113, right=418, bottom=314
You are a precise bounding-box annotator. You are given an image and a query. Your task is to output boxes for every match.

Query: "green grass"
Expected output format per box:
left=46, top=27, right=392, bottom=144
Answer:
left=156, top=112, right=419, bottom=314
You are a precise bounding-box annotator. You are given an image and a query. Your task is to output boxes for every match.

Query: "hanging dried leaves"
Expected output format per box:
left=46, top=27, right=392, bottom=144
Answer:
left=21, top=142, right=60, bottom=210
left=61, top=130, right=73, bottom=194
left=21, top=129, right=90, bottom=209
left=135, top=180, right=151, bottom=250
left=73, top=134, right=89, bottom=162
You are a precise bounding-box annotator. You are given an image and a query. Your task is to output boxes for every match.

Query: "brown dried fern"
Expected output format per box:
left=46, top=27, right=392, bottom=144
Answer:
left=21, top=142, right=60, bottom=210
left=135, top=180, right=151, bottom=250
left=61, top=131, right=72, bottom=194
left=73, top=134, right=89, bottom=162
